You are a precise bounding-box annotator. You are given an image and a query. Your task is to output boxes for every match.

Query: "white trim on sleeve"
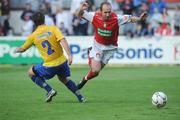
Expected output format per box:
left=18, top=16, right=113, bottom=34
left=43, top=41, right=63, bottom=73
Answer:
left=82, top=11, right=95, bottom=22
left=117, top=14, right=132, bottom=26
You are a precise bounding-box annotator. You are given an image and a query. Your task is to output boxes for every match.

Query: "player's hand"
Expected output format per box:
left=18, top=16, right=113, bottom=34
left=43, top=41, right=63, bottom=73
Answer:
left=68, top=55, right=73, bottom=65
left=140, top=12, right=148, bottom=21
left=80, top=2, right=89, bottom=11
left=14, top=47, right=25, bottom=53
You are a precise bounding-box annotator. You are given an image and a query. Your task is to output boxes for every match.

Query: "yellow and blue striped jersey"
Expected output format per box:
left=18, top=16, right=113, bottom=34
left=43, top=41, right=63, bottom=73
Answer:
left=21, top=25, right=67, bottom=67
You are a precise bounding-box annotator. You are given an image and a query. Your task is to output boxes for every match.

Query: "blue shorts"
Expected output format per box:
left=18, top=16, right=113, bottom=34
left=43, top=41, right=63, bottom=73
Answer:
left=32, top=61, right=70, bottom=80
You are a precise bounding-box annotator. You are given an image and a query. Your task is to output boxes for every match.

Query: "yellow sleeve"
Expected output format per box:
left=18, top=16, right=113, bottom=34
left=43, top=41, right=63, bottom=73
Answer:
left=54, top=26, right=65, bottom=41
left=21, top=35, right=34, bottom=50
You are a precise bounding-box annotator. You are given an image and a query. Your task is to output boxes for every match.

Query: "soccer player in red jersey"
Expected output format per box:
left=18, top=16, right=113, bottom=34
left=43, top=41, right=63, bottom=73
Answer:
left=76, top=1, right=148, bottom=89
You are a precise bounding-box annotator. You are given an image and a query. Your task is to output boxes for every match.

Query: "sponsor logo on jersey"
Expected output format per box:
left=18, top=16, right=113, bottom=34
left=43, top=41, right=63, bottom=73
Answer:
left=98, top=28, right=112, bottom=37
left=37, top=32, right=52, bottom=40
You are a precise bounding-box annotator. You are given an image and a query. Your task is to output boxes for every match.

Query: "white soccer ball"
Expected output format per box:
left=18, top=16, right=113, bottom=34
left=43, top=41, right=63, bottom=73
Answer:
left=152, top=92, right=167, bottom=108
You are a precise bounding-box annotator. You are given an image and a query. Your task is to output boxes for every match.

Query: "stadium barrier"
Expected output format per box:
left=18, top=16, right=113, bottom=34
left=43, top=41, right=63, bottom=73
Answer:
left=0, top=36, right=180, bottom=64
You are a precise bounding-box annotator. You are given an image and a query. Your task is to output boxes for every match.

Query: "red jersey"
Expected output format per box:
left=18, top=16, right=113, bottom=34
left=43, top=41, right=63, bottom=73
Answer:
left=92, top=12, right=119, bottom=46
left=83, top=11, right=132, bottom=46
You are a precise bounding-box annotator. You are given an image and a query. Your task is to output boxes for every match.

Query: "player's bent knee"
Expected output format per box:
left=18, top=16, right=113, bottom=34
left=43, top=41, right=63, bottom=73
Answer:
left=62, top=78, right=69, bottom=84
left=91, top=69, right=100, bottom=75
left=28, top=67, right=35, bottom=78
left=60, top=78, right=68, bottom=84
left=57, top=75, right=69, bottom=84
left=91, top=71, right=99, bottom=77
left=94, top=72, right=99, bottom=77
left=91, top=66, right=101, bottom=73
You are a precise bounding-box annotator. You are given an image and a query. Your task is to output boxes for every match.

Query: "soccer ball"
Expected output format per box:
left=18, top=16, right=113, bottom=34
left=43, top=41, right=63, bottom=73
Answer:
left=152, top=92, right=167, bottom=108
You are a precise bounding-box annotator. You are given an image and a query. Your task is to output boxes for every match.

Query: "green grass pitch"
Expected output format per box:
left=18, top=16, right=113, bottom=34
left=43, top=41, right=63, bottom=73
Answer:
left=0, top=65, right=180, bottom=120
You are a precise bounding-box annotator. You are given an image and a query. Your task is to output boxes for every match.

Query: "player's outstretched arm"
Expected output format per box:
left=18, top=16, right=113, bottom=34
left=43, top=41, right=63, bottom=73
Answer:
left=14, top=37, right=33, bottom=53
left=75, top=2, right=89, bottom=17
left=131, top=12, right=148, bottom=23
left=60, top=38, right=73, bottom=65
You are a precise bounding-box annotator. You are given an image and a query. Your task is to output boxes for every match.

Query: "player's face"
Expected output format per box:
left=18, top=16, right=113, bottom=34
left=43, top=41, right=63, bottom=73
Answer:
left=101, top=4, right=111, bottom=21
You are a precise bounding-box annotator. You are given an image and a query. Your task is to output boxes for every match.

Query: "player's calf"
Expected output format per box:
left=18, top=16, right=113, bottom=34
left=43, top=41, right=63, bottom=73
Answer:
left=77, top=71, right=99, bottom=89
left=29, top=67, right=53, bottom=94
left=77, top=77, right=87, bottom=89
left=65, top=80, right=86, bottom=102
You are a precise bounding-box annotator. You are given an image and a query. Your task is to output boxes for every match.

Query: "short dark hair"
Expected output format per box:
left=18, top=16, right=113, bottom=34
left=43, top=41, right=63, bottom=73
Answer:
left=32, top=11, right=45, bottom=26
left=100, top=2, right=111, bottom=11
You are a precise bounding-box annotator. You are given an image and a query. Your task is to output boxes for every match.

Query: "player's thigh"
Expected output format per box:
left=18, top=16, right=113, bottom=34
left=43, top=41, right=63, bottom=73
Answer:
left=101, top=49, right=116, bottom=64
left=91, top=59, right=102, bottom=72
left=28, top=66, right=35, bottom=78
left=89, top=47, right=103, bottom=72
left=33, top=63, right=55, bottom=80
left=89, top=46, right=103, bottom=62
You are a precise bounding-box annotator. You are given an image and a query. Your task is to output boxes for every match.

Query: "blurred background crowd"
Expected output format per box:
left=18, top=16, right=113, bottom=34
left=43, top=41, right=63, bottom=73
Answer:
left=0, top=0, right=180, bottom=38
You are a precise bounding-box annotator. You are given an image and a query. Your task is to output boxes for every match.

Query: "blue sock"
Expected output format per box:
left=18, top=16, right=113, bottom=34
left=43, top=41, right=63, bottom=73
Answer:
left=66, top=80, right=81, bottom=97
left=31, top=76, right=52, bottom=93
